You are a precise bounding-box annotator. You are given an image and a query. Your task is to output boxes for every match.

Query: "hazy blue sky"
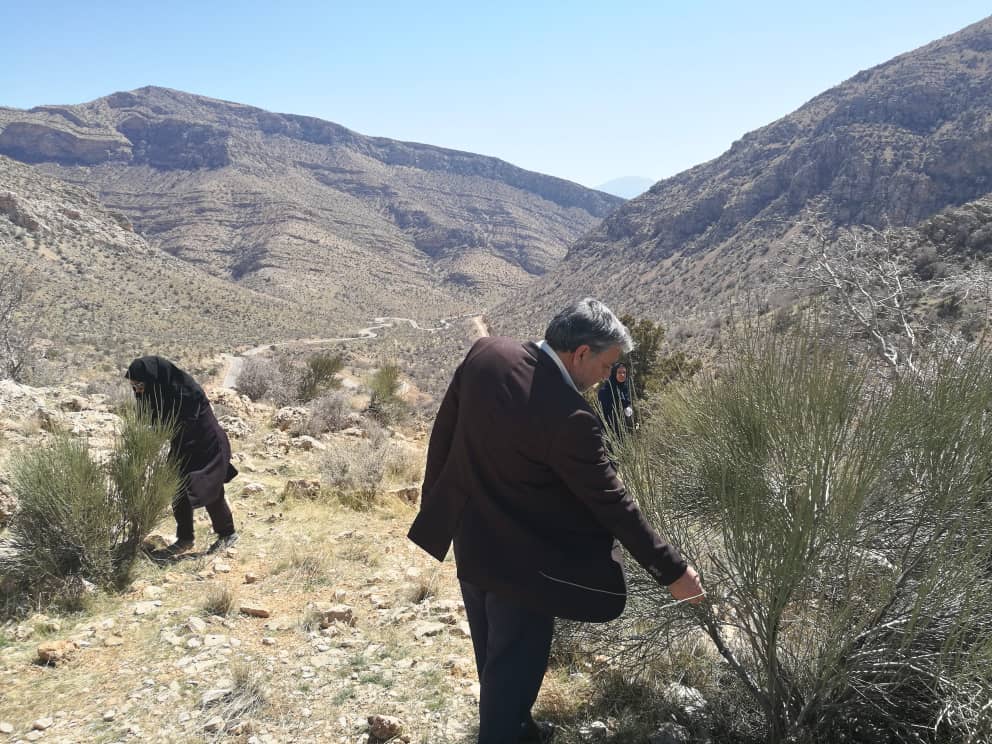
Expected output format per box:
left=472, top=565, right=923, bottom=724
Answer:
left=2, top=2, right=989, bottom=187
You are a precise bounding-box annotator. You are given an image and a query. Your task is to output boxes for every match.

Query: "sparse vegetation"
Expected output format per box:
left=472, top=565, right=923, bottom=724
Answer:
left=321, top=426, right=391, bottom=509
left=297, top=352, right=344, bottom=403
left=202, top=582, right=238, bottom=616
left=586, top=325, right=992, bottom=743
left=0, top=405, right=179, bottom=607
left=299, top=390, right=352, bottom=436
left=366, top=361, right=408, bottom=424
left=619, top=314, right=701, bottom=398
left=0, top=261, right=39, bottom=382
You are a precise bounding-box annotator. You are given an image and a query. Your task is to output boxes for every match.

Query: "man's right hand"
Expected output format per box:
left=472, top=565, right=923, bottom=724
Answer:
left=668, top=565, right=704, bottom=605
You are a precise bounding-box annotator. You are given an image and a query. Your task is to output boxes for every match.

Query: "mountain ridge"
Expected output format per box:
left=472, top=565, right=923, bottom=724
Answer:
left=0, top=86, right=622, bottom=333
left=492, top=15, right=992, bottom=336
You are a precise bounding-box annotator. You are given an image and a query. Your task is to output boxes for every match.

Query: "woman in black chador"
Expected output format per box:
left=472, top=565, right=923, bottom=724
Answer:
left=597, top=362, right=634, bottom=439
left=125, top=356, right=239, bottom=557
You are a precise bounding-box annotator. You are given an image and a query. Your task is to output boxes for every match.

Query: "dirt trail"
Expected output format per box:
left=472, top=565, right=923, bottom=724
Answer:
left=220, top=314, right=480, bottom=389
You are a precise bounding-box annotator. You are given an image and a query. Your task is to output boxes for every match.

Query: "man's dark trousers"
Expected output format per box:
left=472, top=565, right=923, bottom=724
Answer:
left=173, top=490, right=235, bottom=542
left=460, top=580, right=555, bottom=743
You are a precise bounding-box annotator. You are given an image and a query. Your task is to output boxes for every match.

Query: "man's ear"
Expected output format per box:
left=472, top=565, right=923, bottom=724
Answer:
left=574, top=344, right=592, bottom=362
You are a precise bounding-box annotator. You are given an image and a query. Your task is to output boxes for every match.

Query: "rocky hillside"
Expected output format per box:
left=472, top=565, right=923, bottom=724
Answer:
left=493, top=15, right=992, bottom=336
left=0, top=88, right=622, bottom=330
left=0, top=374, right=710, bottom=744
left=0, top=155, right=338, bottom=373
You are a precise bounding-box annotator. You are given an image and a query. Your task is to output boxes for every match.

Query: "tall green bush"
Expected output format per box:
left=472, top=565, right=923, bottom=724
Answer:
left=1, top=406, right=180, bottom=597
left=367, top=362, right=406, bottom=424
left=599, top=328, right=992, bottom=743
left=297, top=352, right=344, bottom=403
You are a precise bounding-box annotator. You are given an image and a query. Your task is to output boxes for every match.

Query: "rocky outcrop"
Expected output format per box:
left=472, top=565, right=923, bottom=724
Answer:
left=0, top=190, right=40, bottom=232
left=0, top=121, right=129, bottom=165
left=116, top=116, right=230, bottom=169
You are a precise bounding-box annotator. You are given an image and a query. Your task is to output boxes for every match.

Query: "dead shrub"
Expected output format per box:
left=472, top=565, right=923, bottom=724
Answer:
left=300, top=391, right=351, bottom=436
left=202, top=582, right=237, bottom=616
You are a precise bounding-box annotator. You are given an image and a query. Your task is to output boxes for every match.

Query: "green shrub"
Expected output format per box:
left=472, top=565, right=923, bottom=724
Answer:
left=1, top=406, right=179, bottom=597
left=297, top=352, right=344, bottom=403
left=592, top=327, right=992, bottom=743
left=366, top=362, right=407, bottom=424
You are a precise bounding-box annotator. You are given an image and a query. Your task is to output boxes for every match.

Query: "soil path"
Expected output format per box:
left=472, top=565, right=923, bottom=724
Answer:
left=220, top=314, right=480, bottom=389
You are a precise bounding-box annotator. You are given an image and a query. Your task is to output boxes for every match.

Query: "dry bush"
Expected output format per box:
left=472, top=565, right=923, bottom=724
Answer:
left=202, top=582, right=237, bottom=616
left=321, top=431, right=391, bottom=510
left=299, top=391, right=351, bottom=436
left=366, top=361, right=408, bottom=424
left=404, top=569, right=441, bottom=604
left=297, top=352, right=344, bottom=402
left=271, top=544, right=332, bottom=589
left=221, top=657, right=269, bottom=719
left=0, top=261, right=38, bottom=382
left=384, top=444, right=424, bottom=484
left=336, top=542, right=380, bottom=568
left=82, top=376, right=134, bottom=413
left=235, top=357, right=284, bottom=402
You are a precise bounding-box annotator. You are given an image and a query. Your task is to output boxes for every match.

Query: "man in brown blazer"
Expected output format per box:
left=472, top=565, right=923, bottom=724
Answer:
left=408, top=298, right=703, bottom=743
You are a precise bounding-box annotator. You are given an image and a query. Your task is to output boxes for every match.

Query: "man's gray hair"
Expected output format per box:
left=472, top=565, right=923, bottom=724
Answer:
left=544, top=298, right=634, bottom=354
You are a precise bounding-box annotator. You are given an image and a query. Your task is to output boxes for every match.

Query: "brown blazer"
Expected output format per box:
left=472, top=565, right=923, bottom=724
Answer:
left=408, top=336, right=686, bottom=622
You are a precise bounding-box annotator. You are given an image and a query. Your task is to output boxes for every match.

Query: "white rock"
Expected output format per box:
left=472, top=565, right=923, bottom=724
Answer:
left=579, top=720, right=609, bottom=740
left=133, top=601, right=160, bottom=616
left=413, top=621, right=446, bottom=640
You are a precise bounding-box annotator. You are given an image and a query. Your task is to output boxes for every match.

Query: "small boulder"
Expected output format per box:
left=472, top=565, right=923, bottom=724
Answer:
left=271, top=406, right=309, bottom=431
left=413, top=621, right=445, bottom=640
left=387, top=487, right=419, bottom=506
left=291, top=435, right=326, bottom=451
left=36, top=640, right=77, bottom=665
left=664, top=682, right=707, bottom=717
left=579, top=721, right=609, bottom=741
left=309, top=603, right=355, bottom=628
left=368, top=714, right=404, bottom=740
left=240, top=604, right=272, bottom=618
left=283, top=479, right=321, bottom=500
left=218, top=415, right=252, bottom=439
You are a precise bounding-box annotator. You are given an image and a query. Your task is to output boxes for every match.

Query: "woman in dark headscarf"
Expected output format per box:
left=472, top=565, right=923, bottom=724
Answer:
left=125, top=356, right=239, bottom=557
left=597, top=362, right=634, bottom=439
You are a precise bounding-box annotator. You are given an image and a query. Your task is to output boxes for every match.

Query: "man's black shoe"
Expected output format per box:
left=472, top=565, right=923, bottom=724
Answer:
left=207, top=532, right=239, bottom=554
left=148, top=539, right=195, bottom=561
left=519, top=718, right=555, bottom=743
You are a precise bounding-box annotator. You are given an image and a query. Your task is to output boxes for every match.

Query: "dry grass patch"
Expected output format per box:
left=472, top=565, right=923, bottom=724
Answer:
left=336, top=542, right=380, bottom=569
left=404, top=569, right=442, bottom=604
left=270, top=543, right=333, bottom=590
left=202, top=582, right=238, bottom=616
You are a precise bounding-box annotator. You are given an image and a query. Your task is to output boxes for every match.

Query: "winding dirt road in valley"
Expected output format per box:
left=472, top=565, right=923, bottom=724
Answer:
left=220, top=314, right=487, bottom=389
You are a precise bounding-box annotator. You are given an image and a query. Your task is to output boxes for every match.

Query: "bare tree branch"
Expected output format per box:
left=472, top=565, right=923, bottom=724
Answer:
left=0, top=261, right=38, bottom=381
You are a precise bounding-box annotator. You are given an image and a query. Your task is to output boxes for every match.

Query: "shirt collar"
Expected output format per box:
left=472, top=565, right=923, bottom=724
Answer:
left=537, top=340, right=578, bottom=392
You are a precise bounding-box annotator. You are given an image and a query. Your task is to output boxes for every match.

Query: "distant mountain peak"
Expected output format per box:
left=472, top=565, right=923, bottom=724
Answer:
left=594, top=176, right=655, bottom=199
